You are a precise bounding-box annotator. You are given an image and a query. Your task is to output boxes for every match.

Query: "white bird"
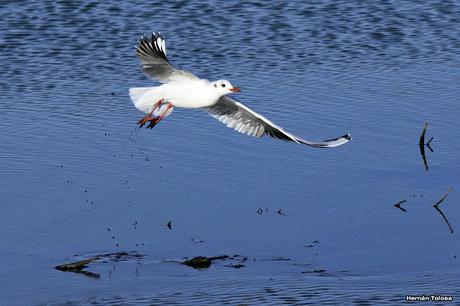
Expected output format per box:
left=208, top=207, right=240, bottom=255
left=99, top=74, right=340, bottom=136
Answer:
left=129, top=32, right=351, bottom=148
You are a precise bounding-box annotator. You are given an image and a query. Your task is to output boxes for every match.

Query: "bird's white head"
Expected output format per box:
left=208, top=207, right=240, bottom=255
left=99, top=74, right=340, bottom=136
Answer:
left=211, top=79, right=241, bottom=96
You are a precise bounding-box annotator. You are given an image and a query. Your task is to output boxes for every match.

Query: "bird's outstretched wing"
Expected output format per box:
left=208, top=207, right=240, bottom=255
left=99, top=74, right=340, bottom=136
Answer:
left=203, top=96, right=351, bottom=148
left=135, top=32, right=198, bottom=83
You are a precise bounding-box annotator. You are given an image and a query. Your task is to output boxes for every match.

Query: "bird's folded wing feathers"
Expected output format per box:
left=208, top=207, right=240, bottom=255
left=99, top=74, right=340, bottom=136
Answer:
left=203, top=96, right=351, bottom=148
left=136, top=32, right=198, bottom=83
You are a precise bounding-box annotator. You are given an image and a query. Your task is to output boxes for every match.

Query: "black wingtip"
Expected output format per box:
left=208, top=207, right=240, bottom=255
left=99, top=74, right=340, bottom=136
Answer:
left=135, top=31, right=168, bottom=62
left=323, top=133, right=352, bottom=143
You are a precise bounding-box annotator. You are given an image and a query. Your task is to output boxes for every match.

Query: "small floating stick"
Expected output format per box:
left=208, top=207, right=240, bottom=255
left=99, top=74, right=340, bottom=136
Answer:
left=394, top=200, right=408, bottom=212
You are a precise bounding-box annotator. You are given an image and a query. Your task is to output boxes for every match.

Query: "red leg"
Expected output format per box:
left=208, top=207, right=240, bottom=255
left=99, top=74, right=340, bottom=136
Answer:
left=147, top=103, right=174, bottom=129
left=138, top=99, right=164, bottom=127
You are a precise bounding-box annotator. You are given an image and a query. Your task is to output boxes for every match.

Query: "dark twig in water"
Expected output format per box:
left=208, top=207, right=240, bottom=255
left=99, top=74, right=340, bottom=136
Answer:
left=419, top=122, right=434, bottom=171
left=394, top=200, right=408, bottom=212
left=433, top=187, right=454, bottom=234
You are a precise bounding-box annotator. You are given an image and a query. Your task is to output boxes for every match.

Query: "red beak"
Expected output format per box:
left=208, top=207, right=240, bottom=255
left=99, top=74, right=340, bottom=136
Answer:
left=230, top=87, right=241, bottom=93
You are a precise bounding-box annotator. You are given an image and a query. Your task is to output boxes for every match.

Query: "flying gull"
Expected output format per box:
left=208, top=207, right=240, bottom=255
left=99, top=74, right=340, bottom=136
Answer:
left=129, top=32, right=351, bottom=148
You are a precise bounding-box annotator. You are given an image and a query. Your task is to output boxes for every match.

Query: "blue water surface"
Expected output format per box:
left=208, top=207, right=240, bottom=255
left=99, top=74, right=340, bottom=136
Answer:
left=1, top=1, right=459, bottom=305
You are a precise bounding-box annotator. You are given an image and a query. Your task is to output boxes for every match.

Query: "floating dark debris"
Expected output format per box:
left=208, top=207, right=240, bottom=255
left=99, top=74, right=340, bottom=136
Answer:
left=259, top=257, right=291, bottom=262
left=224, top=263, right=245, bottom=268
left=305, top=240, right=320, bottom=248
left=277, top=209, right=288, bottom=216
left=302, top=269, right=326, bottom=274
left=190, top=238, right=204, bottom=243
left=182, top=255, right=229, bottom=269
left=181, top=255, right=247, bottom=269
left=257, top=208, right=286, bottom=215
left=166, top=221, right=172, bottom=230
left=257, top=208, right=269, bottom=214
left=433, top=187, right=454, bottom=234
left=55, top=252, right=144, bottom=278
left=394, top=199, right=408, bottom=212
left=183, top=256, right=211, bottom=269
left=313, top=269, right=326, bottom=273
left=293, top=262, right=312, bottom=267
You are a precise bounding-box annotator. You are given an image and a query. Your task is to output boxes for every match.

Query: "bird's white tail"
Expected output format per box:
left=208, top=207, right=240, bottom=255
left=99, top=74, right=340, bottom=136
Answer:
left=129, top=87, right=156, bottom=113
left=129, top=87, right=174, bottom=119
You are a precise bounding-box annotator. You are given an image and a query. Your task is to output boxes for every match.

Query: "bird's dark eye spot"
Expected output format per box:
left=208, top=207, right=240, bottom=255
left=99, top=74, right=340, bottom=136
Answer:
left=221, top=84, right=225, bottom=88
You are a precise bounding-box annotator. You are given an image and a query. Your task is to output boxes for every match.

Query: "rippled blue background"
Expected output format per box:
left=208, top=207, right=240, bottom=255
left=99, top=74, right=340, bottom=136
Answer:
left=1, top=1, right=459, bottom=304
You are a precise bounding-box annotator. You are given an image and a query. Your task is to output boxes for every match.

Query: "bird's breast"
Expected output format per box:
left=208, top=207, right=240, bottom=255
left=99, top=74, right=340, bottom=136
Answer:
left=163, top=81, right=219, bottom=108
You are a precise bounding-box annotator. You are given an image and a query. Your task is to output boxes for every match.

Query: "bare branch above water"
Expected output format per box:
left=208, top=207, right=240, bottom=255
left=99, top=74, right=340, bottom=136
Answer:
left=419, top=122, right=431, bottom=171
left=433, top=187, right=454, bottom=234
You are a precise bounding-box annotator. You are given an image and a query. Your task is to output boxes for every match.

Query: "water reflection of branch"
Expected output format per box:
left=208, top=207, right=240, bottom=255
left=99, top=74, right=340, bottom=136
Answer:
left=419, top=122, right=433, bottom=171
left=433, top=187, right=454, bottom=234
left=71, top=269, right=101, bottom=279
